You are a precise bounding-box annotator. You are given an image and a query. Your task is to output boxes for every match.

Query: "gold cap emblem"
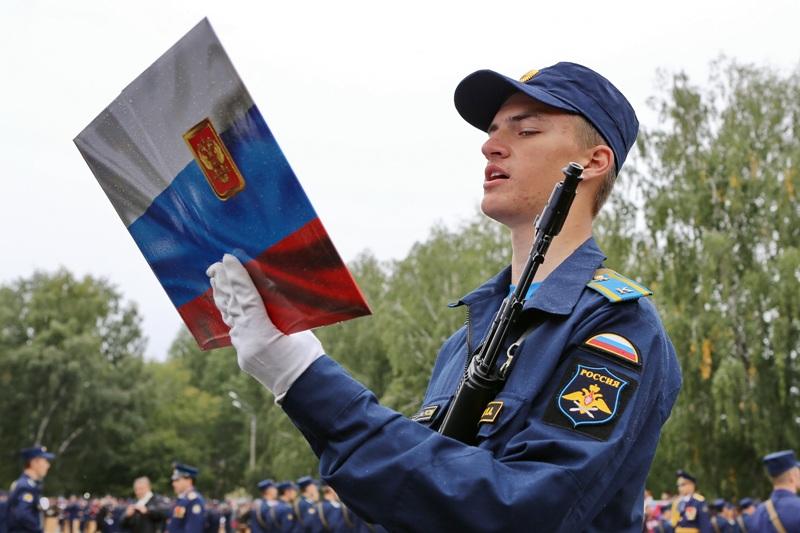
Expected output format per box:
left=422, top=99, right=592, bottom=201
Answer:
left=519, top=69, right=539, bottom=83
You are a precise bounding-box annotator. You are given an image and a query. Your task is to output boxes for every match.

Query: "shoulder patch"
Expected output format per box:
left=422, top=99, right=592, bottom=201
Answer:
left=187, top=491, right=197, bottom=500
left=543, top=360, right=637, bottom=440
left=583, top=332, right=641, bottom=367
left=22, top=492, right=34, bottom=503
left=587, top=268, right=652, bottom=303
left=695, top=493, right=705, bottom=502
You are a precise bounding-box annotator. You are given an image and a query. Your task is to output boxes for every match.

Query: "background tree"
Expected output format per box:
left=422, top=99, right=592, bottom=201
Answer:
left=611, top=58, right=800, bottom=498
left=0, top=270, right=148, bottom=494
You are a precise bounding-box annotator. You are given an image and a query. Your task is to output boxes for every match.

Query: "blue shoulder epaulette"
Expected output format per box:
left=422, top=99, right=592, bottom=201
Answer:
left=587, top=268, right=652, bottom=303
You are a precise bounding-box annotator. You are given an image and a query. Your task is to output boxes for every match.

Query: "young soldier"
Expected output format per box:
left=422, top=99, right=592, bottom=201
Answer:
left=7, top=446, right=54, bottom=533
left=671, top=470, right=711, bottom=533
left=751, top=450, right=800, bottom=532
left=208, top=62, right=682, bottom=532
left=167, top=464, right=205, bottom=533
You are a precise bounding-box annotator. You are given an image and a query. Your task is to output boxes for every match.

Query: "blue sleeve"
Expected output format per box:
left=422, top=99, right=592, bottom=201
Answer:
left=9, top=492, right=40, bottom=533
left=186, top=500, right=205, bottom=533
left=282, top=300, right=681, bottom=533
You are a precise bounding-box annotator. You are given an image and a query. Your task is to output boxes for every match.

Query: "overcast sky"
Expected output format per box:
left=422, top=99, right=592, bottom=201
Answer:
left=2, top=0, right=799, bottom=360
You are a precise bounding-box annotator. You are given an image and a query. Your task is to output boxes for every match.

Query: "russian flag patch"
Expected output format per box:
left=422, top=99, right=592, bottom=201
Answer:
left=583, top=332, right=641, bottom=367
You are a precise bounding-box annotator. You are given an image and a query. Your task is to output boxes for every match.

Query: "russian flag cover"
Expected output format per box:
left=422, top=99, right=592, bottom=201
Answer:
left=74, top=18, right=370, bottom=350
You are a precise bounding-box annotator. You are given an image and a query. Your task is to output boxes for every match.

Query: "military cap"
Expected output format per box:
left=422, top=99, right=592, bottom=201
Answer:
left=21, top=446, right=55, bottom=461
left=676, top=469, right=697, bottom=484
left=276, top=481, right=296, bottom=494
left=454, top=62, right=639, bottom=174
left=297, top=476, right=315, bottom=490
left=762, top=449, right=798, bottom=477
left=710, top=498, right=725, bottom=512
left=738, top=497, right=753, bottom=509
left=171, top=462, right=199, bottom=480
left=257, top=479, right=274, bottom=491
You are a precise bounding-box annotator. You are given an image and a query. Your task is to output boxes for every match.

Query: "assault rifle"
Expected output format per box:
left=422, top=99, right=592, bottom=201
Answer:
left=437, top=162, right=584, bottom=444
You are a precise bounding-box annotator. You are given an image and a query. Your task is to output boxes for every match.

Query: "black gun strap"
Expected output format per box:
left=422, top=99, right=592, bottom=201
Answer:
left=498, top=317, right=543, bottom=379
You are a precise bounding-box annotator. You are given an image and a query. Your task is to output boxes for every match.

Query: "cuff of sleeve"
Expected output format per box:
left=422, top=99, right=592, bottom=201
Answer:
left=281, top=355, right=367, bottom=441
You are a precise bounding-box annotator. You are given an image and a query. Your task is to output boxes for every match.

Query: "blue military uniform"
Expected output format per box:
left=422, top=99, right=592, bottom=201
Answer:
left=736, top=498, right=755, bottom=532
left=274, top=483, right=297, bottom=533
left=750, top=450, right=800, bottom=533
left=7, top=447, right=55, bottom=533
left=671, top=494, right=711, bottom=533
left=670, top=470, right=711, bottom=533
left=294, top=478, right=322, bottom=533
left=317, top=500, right=344, bottom=532
left=281, top=236, right=682, bottom=532
left=7, top=473, right=42, bottom=533
left=167, top=464, right=205, bottom=533
left=709, top=500, right=740, bottom=533
left=251, top=480, right=278, bottom=533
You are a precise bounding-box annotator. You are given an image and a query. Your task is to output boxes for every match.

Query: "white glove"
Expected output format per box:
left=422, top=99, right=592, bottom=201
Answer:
left=206, top=253, right=325, bottom=402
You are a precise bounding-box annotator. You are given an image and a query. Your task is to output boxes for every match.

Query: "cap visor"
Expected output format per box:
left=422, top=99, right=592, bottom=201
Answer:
left=454, top=70, right=579, bottom=131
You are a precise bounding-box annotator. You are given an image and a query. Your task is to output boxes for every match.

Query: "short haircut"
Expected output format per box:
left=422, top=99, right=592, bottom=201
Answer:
left=134, top=477, right=151, bottom=487
left=771, top=467, right=797, bottom=485
left=574, top=117, right=618, bottom=216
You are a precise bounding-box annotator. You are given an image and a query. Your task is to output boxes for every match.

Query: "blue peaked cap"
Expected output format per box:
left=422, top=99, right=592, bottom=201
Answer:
left=297, top=476, right=315, bottom=490
left=257, top=479, right=274, bottom=491
left=454, top=62, right=639, bottom=174
left=171, top=462, right=199, bottom=480
left=276, top=481, right=296, bottom=493
left=21, top=446, right=55, bottom=461
left=763, top=449, right=798, bottom=477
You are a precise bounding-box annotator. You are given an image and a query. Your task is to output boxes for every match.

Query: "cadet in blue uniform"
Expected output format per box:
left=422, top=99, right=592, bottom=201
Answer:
left=710, top=500, right=740, bottom=533
left=751, top=450, right=800, bottom=533
left=294, top=478, right=322, bottom=533
left=167, top=464, right=205, bottom=533
left=207, top=61, right=682, bottom=532
left=317, top=484, right=344, bottom=533
left=7, top=447, right=55, bottom=533
left=737, top=498, right=755, bottom=532
left=671, top=470, right=711, bottom=533
left=274, top=483, right=297, bottom=533
left=250, top=480, right=277, bottom=533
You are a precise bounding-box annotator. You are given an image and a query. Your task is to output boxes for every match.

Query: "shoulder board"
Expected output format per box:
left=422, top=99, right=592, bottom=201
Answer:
left=694, top=493, right=705, bottom=501
left=587, top=268, right=652, bottom=303
left=187, top=491, right=198, bottom=500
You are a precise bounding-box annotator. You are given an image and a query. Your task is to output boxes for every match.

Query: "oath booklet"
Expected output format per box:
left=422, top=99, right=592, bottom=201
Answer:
left=75, top=18, right=370, bottom=350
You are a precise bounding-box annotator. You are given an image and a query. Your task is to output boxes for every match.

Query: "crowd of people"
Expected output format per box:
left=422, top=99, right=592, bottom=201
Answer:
left=3, top=445, right=799, bottom=532
left=642, top=450, right=800, bottom=532
left=1, top=448, right=374, bottom=533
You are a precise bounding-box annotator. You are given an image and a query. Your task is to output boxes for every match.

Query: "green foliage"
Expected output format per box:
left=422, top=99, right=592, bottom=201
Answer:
left=620, top=58, right=800, bottom=498
left=376, top=215, right=508, bottom=414
left=0, top=270, right=147, bottom=494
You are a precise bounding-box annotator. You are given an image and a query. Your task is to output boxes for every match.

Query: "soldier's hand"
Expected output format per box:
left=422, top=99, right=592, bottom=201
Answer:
left=207, top=254, right=325, bottom=401
left=125, top=506, right=135, bottom=517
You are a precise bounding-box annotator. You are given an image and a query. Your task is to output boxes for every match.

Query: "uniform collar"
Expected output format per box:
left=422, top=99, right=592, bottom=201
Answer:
left=771, top=488, right=797, bottom=499
left=21, top=472, right=40, bottom=486
left=456, top=237, right=605, bottom=316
